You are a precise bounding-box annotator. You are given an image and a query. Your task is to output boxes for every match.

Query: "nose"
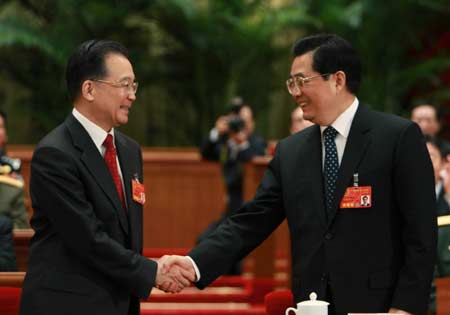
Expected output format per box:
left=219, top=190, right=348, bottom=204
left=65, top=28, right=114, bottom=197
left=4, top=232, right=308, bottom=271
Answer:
left=291, top=86, right=302, bottom=97
left=128, top=90, right=136, bottom=101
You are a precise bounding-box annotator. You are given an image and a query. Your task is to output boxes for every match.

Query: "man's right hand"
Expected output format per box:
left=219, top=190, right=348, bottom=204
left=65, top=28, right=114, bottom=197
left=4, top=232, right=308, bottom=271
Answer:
left=216, top=116, right=229, bottom=135
left=154, top=256, right=195, bottom=293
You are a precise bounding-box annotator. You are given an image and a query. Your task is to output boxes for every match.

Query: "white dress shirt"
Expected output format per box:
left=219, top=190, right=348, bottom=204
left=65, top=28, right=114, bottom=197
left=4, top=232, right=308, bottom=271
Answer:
left=72, top=108, right=126, bottom=195
left=320, top=97, right=359, bottom=167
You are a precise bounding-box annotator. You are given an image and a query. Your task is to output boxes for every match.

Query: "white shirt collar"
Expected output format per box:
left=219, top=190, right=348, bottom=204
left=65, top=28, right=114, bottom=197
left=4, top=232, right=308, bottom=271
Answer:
left=320, top=97, right=359, bottom=138
left=436, top=180, right=443, bottom=197
left=72, top=108, right=115, bottom=154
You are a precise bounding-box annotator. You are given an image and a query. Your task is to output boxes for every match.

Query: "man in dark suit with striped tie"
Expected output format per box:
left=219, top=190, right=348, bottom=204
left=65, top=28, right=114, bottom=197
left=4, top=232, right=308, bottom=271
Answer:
left=162, top=34, right=437, bottom=315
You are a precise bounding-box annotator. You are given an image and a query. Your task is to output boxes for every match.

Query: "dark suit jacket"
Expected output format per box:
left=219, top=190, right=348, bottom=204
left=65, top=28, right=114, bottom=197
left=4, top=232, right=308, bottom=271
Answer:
left=430, top=215, right=450, bottom=313
left=20, top=114, right=156, bottom=315
left=436, top=185, right=450, bottom=217
left=189, top=105, right=437, bottom=315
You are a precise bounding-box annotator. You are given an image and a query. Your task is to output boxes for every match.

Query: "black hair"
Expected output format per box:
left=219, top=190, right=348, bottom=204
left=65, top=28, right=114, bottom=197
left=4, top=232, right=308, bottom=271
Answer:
left=292, top=34, right=362, bottom=94
left=228, top=96, right=245, bottom=115
left=66, top=39, right=129, bottom=103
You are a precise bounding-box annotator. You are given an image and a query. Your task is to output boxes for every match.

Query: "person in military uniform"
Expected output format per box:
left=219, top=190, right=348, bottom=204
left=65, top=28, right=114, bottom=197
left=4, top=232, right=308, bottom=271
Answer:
left=0, top=164, right=28, bottom=228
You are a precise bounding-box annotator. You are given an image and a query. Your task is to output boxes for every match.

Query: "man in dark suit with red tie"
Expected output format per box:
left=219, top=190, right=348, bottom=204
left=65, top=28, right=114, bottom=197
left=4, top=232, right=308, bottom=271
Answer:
left=163, top=34, right=437, bottom=315
left=20, top=40, right=192, bottom=315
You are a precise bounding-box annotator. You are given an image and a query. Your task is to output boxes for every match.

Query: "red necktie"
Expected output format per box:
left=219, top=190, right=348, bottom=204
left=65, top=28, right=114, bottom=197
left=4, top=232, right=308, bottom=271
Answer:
left=103, top=134, right=126, bottom=211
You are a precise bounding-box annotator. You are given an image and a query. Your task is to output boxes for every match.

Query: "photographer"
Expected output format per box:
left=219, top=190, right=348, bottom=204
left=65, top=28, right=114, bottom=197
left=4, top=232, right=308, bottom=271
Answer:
left=198, top=98, right=266, bottom=274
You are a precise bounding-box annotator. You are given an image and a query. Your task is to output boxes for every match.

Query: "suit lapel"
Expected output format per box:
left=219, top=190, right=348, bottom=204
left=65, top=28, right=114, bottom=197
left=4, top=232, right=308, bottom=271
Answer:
left=295, top=125, right=327, bottom=228
left=115, top=133, right=135, bottom=216
left=327, top=105, right=372, bottom=226
left=65, top=115, right=129, bottom=235
left=116, top=132, right=144, bottom=251
left=309, top=126, right=328, bottom=228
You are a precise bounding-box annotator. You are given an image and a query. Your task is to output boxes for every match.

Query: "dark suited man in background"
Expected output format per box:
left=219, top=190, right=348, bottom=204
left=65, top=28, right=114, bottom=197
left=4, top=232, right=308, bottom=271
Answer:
left=199, top=97, right=266, bottom=274
left=200, top=98, right=266, bottom=218
left=20, top=40, right=192, bottom=315
left=425, top=136, right=450, bottom=217
left=424, top=136, right=450, bottom=314
left=162, top=34, right=437, bottom=315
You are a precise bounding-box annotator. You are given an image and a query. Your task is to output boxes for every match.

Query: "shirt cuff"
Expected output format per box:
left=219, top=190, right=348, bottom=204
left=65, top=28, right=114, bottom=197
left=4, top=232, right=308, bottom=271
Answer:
left=186, top=256, right=201, bottom=282
left=209, top=128, right=219, bottom=142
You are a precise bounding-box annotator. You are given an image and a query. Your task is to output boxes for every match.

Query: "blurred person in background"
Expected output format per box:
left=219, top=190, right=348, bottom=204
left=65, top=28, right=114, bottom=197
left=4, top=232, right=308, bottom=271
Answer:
left=0, top=163, right=28, bottom=229
left=425, top=136, right=450, bottom=216
left=199, top=97, right=266, bottom=274
left=411, top=103, right=450, bottom=155
left=424, top=135, right=450, bottom=314
left=290, top=106, right=314, bottom=134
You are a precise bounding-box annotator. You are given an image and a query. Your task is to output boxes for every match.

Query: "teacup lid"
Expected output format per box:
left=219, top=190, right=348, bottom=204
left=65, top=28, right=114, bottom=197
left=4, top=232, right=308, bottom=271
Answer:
left=298, top=292, right=330, bottom=306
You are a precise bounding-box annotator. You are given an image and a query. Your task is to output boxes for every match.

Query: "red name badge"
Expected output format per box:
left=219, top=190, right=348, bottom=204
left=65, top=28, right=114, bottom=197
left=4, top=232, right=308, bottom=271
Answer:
left=132, top=178, right=146, bottom=205
left=340, top=186, right=372, bottom=208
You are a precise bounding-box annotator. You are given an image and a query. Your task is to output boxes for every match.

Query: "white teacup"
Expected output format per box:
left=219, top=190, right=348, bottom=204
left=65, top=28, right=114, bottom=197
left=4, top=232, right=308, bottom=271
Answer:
left=285, top=292, right=329, bottom=315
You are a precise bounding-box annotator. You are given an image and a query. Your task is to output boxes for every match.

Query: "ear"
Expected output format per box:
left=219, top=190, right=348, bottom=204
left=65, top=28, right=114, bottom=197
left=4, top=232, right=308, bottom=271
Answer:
left=81, top=80, right=95, bottom=101
left=334, top=71, right=347, bottom=93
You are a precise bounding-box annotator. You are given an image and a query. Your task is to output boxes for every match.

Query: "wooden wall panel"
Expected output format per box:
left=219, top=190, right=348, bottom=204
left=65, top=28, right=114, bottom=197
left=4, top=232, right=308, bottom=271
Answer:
left=436, top=277, right=450, bottom=315
left=141, top=155, right=226, bottom=248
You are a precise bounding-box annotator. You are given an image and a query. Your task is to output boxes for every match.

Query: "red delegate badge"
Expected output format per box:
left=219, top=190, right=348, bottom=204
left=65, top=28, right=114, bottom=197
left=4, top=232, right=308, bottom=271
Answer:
left=132, top=178, right=146, bottom=205
left=340, top=186, right=372, bottom=208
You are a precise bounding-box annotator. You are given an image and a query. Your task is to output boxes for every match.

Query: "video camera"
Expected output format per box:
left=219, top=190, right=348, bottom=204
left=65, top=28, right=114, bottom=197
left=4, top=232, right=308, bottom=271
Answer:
left=227, top=116, right=246, bottom=134
left=226, top=97, right=246, bottom=134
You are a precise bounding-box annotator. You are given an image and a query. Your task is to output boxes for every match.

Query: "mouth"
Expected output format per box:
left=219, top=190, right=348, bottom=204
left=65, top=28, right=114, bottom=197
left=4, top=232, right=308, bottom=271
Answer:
left=298, top=101, right=308, bottom=108
left=120, top=105, right=130, bottom=112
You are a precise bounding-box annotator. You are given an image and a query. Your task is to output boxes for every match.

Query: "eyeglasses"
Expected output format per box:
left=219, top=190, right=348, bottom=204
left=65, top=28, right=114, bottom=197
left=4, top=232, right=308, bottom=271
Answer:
left=286, top=73, right=330, bottom=95
left=93, top=79, right=139, bottom=94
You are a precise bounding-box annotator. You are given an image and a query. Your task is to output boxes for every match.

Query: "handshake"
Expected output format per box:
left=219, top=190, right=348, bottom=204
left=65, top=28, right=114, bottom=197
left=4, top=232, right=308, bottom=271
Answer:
left=154, top=255, right=196, bottom=293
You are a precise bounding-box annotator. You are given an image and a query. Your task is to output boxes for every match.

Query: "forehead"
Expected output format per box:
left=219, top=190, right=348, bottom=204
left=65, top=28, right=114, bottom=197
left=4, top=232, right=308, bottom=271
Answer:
left=103, top=53, right=134, bottom=79
left=412, top=106, right=436, bottom=119
left=290, top=51, right=315, bottom=76
left=240, top=106, right=253, bottom=118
